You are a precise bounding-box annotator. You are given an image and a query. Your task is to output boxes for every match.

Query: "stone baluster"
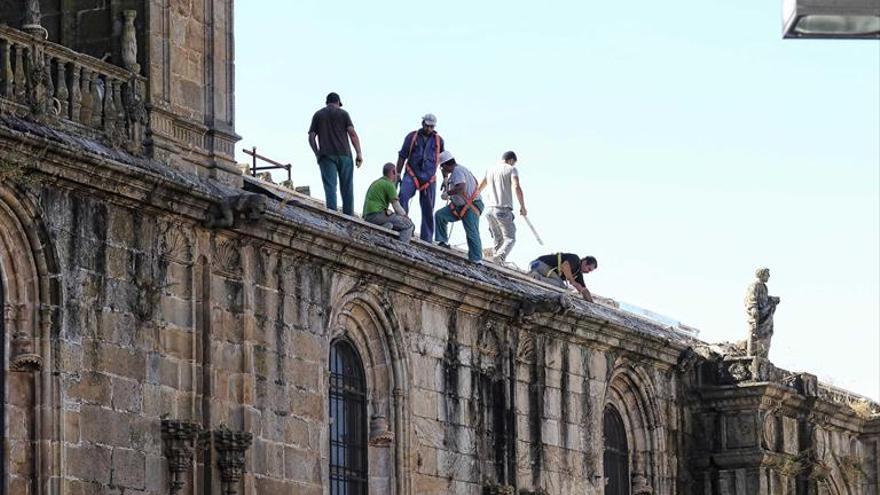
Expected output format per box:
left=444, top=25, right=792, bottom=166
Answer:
left=102, top=76, right=115, bottom=132
left=55, top=61, right=68, bottom=119
left=112, top=79, right=124, bottom=126
left=90, top=73, right=102, bottom=127
left=79, top=68, right=92, bottom=124
left=43, top=56, right=55, bottom=114
left=1, top=42, right=11, bottom=98
left=69, top=64, right=81, bottom=121
left=12, top=44, right=25, bottom=103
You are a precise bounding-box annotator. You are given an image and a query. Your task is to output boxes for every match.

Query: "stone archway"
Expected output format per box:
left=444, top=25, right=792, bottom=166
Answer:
left=326, top=284, right=411, bottom=494
left=605, top=363, right=666, bottom=495
left=0, top=184, right=60, bottom=494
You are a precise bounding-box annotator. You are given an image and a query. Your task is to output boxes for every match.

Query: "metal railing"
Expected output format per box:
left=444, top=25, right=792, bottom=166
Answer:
left=0, top=25, right=148, bottom=154
left=242, top=146, right=292, bottom=182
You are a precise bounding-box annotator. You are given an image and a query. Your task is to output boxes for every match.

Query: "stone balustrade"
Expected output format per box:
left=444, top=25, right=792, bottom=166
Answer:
left=0, top=25, right=148, bottom=154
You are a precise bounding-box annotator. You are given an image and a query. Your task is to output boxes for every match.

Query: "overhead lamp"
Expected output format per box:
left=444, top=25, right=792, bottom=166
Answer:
left=783, top=0, right=880, bottom=39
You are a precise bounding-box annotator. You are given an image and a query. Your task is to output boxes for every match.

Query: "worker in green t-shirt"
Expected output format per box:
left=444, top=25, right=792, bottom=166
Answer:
left=362, top=163, right=415, bottom=242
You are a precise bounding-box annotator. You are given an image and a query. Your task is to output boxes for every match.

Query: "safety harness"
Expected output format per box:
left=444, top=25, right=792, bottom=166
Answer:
left=546, top=253, right=564, bottom=277
left=449, top=169, right=482, bottom=220
left=404, top=131, right=441, bottom=192
left=547, top=253, right=579, bottom=280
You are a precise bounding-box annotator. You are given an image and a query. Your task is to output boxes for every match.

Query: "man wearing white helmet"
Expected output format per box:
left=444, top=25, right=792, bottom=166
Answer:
left=396, top=114, right=445, bottom=242
left=434, top=151, right=484, bottom=262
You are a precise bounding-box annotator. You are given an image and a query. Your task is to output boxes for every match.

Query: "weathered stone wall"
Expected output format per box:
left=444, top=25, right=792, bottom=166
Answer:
left=18, top=182, right=684, bottom=494
left=0, top=114, right=877, bottom=495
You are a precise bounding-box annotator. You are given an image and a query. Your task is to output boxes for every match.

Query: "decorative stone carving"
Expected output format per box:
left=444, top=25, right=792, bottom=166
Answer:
left=121, top=11, right=140, bottom=73
left=161, top=223, right=193, bottom=263
left=161, top=419, right=201, bottom=494
left=724, top=413, right=757, bottom=449
left=675, top=347, right=699, bottom=372
left=204, top=193, right=268, bottom=229
left=368, top=415, right=394, bottom=447
left=482, top=484, right=515, bottom=495
left=762, top=410, right=779, bottom=451
left=212, top=426, right=253, bottom=495
left=745, top=267, right=780, bottom=358
left=10, top=330, right=42, bottom=371
left=515, top=293, right=570, bottom=323
left=783, top=372, right=818, bottom=397
left=812, top=425, right=828, bottom=461
left=22, top=0, right=48, bottom=38
left=631, top=473, right=653, bottom=494
left=122, top=76, right=148, bottom=154
left=7, top=305, right=41, bottom=371
left=516, top=332, right=535, bottom=364
left=211, top=239, right=242, bottom=277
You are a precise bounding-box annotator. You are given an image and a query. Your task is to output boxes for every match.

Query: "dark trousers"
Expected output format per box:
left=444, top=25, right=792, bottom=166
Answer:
left=399, top=173, right=436, bottom=242
left=318, top=155, right=354, bottom=215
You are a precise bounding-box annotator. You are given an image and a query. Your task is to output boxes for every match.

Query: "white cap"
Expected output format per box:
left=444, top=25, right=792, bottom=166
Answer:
left=438, top=150, right=455, bottom=166
left=422, top=113, right=437, bottom=126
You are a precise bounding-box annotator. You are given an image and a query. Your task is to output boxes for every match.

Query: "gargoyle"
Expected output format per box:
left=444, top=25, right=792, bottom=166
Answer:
left=204, top=193, right=267, bottom=229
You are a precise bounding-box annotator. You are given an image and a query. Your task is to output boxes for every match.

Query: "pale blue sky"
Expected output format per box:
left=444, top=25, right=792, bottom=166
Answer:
left=234, top=1, right=880, bottom=399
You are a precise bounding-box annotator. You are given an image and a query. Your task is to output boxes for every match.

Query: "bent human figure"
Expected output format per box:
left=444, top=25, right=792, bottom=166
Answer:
left=745, top=267, right=780, bottom=358
left=528, top=253, right=597, bottom=302
left=308, top=92, right=363, bottom=215
left=479, top=150, right=527, bottom=262
left=434, top=151, right=483, bottom=262
left=362, top=163, right=414, bottom=242
left=396, top=114, right=445, bottom=241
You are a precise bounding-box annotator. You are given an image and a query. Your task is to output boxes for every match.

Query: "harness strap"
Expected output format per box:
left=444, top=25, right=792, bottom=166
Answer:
left=450, top=170, right=482, bottom=219
left=547, top=253, right=563, bottom=277
left=405, top=131, right=441, bottom=192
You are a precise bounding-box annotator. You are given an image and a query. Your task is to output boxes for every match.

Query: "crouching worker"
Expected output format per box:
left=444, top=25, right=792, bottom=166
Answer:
left=434, top=151, right=484, bottom=262
left=528, top=253, right=598, bottom=302
left=362, top=163, right=415, bottom=242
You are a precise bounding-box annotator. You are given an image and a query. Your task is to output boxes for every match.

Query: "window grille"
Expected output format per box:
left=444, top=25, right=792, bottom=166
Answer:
left=603, top=405, right=630, bottom=495
left=329, top=340, right=368, bottom=495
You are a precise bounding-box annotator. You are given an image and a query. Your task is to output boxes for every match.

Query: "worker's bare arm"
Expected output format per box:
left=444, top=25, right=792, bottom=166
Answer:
left=308, top=132, right=320, bottom=159
left=561, top=261, right=593, bottom=302
left=391, top=199, right=406, bottom=217
left=347, top=126, right=363, bottom=167
left=512, top=175, right=527, bottom=216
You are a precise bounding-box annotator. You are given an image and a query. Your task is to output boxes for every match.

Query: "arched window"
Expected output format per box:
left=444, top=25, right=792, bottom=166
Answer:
left=329, top=340, right=368, bottom=495
left=603, top=405, right=630, bottom=495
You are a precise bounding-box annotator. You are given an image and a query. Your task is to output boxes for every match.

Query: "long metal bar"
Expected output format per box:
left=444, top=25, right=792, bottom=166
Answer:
left=523, top=215, right=544, bottom=245
left=243, top=146, right=292, bottom=181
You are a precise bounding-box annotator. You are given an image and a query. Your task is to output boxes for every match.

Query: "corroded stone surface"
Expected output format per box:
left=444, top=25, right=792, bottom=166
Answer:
left=0, top=8, right=877, bottom=495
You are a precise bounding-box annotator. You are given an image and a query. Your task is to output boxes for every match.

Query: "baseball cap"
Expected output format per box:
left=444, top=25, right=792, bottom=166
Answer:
left=326, top=92, right=342, bottom=106
left=422, top=113, right=437, bottom=126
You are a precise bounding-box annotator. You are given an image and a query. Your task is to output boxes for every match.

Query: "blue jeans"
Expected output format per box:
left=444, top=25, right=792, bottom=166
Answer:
left=435, top=199, right=483, bottom=261
left=399, top=173, right=436, bottom=242
left=318, top=155, right=354, bottom=215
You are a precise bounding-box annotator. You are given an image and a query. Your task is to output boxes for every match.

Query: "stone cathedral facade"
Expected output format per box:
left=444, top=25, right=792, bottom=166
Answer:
left=0, top=1, right=878, bottom=494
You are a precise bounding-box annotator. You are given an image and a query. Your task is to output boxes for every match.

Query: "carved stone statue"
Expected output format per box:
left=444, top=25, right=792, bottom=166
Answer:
left=121, top=10, right=140, bottom=73
left=745, top=267, right=780, bottom=358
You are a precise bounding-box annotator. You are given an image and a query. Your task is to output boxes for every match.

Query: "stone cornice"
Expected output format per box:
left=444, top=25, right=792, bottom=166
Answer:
left=0, top=116, right=691, bottom=366
left=693, top=382, right=873, bottom=432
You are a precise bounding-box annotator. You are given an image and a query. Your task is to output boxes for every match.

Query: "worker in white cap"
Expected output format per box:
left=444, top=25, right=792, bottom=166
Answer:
left=395, top=114, right=445, bottom=242
left=435, top=151, right=484, bottom=262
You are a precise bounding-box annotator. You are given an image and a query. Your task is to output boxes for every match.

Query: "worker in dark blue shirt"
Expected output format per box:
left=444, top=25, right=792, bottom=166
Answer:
left=395, top=114, right=445, bottom=242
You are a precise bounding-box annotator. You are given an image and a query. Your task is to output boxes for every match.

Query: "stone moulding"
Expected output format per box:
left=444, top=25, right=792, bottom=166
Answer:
left=212, top=426, right=253, bottom=495
left=160, top=419, right=202, bottom=494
